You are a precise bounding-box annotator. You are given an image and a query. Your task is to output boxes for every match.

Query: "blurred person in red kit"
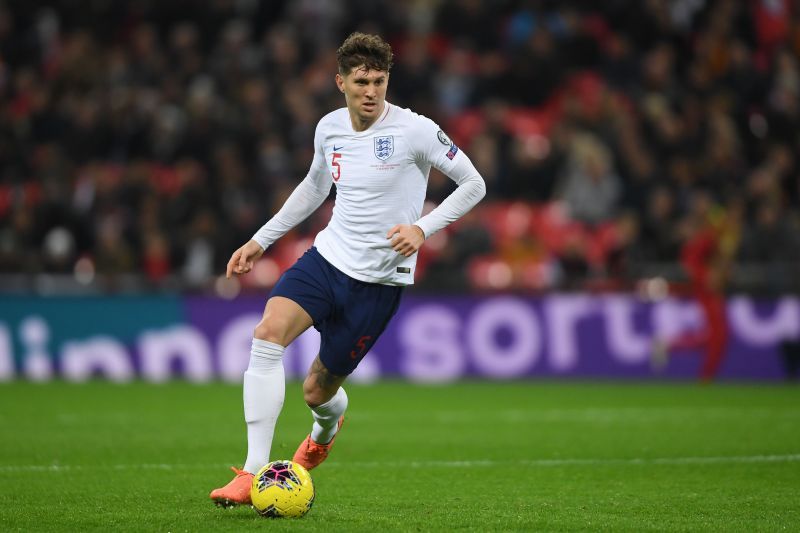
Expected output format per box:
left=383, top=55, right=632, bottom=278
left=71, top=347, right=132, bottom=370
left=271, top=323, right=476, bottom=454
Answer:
left=652, top=193, right=742, bottom=381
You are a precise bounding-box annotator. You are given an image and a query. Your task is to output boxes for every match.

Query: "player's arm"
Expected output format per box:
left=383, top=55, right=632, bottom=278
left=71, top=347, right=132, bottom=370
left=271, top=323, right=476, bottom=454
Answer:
left=226, top=175, right=331, bottom=277
left=388, top=126, right=485, bottom=259
left=227, top=135, right=331, bottom=278
left=412, top=153, right=486, bottom=240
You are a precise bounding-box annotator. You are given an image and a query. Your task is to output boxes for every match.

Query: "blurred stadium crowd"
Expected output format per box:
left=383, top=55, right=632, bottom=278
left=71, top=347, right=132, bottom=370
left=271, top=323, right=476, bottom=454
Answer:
left=0, top=0, right=799, bottom=294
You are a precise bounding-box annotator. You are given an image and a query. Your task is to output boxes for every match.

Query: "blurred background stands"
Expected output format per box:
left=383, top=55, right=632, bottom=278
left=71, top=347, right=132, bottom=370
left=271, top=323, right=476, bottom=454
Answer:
left=0, top=0, right=798, bottom=296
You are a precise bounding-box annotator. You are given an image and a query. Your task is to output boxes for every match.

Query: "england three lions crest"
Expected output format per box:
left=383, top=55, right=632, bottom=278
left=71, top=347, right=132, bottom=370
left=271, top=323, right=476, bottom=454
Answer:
left=374, top=135, right=394, bottom=161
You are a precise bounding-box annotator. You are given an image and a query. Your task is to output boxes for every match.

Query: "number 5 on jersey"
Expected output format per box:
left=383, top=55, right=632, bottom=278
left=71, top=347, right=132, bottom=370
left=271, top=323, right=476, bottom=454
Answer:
left=331, top=152, right=342, bottom=181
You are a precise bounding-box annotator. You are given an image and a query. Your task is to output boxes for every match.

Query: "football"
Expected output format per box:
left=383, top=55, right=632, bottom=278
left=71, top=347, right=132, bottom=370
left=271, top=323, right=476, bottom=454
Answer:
left=250, top=460, right=315, bottom=518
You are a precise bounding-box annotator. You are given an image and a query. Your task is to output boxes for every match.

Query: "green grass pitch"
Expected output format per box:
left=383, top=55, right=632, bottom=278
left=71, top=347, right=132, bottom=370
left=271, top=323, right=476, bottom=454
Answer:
left=1, top=381, right=798, bottom=531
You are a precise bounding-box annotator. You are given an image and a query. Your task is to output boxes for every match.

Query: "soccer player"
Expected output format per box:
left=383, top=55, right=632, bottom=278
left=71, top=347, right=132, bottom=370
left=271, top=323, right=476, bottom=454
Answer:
left=210, top=32, right=486, bottom=506
left=651, top=200, right=741, bottom=381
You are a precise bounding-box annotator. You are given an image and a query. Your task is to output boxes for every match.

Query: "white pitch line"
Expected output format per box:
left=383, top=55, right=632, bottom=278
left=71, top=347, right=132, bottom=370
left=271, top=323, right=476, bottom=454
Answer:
left=0, top=463, right=230, bottom=473
left=2, top=454, right=800, bottom=473
left=383, top=454, right=800, bottom=468
left=322, top=454, right=800, bottom=468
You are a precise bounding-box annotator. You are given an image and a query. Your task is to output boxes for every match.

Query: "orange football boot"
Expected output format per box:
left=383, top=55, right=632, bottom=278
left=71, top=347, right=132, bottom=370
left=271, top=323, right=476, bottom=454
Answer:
left=292, top=416, right=345, bottom=470
left=209, top=466, right=254, bottom=507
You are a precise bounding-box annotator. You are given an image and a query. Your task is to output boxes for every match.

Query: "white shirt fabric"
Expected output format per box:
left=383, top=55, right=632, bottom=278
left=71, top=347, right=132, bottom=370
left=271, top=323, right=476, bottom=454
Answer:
left=252, top=102, right=486, bottom=285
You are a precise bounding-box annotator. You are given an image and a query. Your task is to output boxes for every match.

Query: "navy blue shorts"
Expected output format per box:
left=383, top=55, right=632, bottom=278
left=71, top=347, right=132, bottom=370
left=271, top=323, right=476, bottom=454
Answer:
left=269, top=247, right=404, bottom=376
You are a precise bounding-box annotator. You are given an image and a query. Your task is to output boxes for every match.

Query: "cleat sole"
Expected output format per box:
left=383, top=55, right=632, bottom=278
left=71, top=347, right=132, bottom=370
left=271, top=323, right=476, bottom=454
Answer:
left=213, top=498, right=247, bottom=508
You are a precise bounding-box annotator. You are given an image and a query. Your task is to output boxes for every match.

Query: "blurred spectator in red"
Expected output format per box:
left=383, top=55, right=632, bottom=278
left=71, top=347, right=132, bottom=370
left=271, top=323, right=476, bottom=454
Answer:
left=142, top=231, right=171, bottom=284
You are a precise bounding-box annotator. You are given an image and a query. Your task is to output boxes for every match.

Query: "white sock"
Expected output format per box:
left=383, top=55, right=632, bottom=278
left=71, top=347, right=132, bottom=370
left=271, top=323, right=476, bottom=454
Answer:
left=310, top=387, right=348, bottom=444
left=242, top=339, right=285, bottom=474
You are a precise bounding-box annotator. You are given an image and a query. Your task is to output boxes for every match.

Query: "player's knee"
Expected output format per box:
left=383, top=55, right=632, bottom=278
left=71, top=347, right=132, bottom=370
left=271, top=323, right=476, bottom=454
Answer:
left=302, top=382, right=330, bottom=408
left=302, top=387, right=325, bottom=408
left=253, top=316, right=292, bottom=346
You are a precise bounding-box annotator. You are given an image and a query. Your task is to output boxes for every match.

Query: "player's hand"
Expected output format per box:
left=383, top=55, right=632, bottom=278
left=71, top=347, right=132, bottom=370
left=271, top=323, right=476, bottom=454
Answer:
left=386, top=224, right=425, bottom=257
left=226, top=240, right=265, bottom=278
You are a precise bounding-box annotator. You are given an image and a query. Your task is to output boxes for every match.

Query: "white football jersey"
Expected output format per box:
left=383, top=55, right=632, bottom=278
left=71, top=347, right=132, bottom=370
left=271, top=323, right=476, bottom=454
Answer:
left=253, top=101, right=485, bottom=285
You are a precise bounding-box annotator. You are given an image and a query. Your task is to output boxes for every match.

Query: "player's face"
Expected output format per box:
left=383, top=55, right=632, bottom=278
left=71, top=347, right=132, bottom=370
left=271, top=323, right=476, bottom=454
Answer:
left=336, top=66, right=388, bottom=130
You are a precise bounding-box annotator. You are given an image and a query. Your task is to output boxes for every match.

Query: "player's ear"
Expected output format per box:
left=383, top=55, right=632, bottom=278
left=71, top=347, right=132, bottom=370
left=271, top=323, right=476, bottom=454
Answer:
left=335, top=73, right=345, bottom=93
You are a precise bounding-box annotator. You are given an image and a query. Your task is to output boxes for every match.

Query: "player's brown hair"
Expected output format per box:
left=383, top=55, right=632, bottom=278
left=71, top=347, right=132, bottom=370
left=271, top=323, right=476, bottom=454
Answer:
left=336, top=32, right=393, bottom=75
